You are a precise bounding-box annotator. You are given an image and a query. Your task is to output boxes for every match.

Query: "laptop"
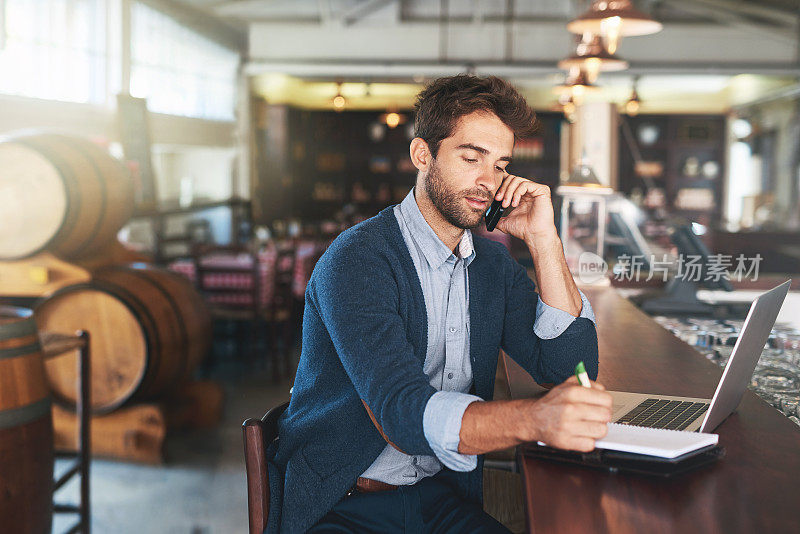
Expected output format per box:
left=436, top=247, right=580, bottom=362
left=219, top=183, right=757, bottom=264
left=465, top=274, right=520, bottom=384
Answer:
left=609, top=280, right=791, bottom=433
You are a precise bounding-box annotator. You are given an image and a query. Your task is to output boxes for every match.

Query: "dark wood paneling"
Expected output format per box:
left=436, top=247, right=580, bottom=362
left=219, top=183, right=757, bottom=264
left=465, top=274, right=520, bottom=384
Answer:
left=254, top=107, right=565, bottom=224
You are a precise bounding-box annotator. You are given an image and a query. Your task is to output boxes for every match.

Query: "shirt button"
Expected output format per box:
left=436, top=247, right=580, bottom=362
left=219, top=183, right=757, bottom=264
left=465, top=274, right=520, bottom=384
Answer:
left=412, top=456, right=418, bottom=465
left=447, top=372, right=454, bottom=379
left=449, top=327, right=456, bottom=333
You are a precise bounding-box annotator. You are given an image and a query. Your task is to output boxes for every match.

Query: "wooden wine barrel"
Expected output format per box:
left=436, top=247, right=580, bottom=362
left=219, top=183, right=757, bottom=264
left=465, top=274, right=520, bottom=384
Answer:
left=0, top=306, right=53, bottom=534
left=0, top=132, right=134, bottom=260
left=35, top=264, right=211, bottom=413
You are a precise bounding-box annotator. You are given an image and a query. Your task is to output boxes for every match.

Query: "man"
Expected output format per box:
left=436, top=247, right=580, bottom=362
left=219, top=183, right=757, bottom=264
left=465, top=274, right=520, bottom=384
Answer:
left=267, top=75, right=612, bottom=533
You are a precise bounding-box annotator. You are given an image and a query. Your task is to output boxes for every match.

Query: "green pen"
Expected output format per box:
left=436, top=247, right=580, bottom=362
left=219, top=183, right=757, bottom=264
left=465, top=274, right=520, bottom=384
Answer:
left=574, top=361, right=591, bottom=388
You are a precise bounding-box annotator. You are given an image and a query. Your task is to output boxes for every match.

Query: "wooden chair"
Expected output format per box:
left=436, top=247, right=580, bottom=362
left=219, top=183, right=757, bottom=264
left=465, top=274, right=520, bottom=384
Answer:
left=243, top=401, right=289, bottom=534
left=192, top=243, right=263, bottom=367
left=265, top=243, right=296, bottom=381
left=42, top=330, right=92, bottom=534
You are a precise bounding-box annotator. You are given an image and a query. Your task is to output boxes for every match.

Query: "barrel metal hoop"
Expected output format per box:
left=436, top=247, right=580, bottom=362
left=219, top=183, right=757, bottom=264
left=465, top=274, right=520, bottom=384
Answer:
left=0, top=342, right=41, bottom=360
left=55, top=135, right=109, bottom=258
left=101, top=265, right=191, bottom=385
left=0, top=311, right=36, bottom=340
left=82, top=279, right=158, bottom=402
left=0, top=397, right=51, bottom=431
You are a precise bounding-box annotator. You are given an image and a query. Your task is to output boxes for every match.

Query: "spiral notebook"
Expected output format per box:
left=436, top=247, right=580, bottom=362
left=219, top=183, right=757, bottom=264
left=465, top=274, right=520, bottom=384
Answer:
left=537, top=424, right=718, bottom=459
left=593, top=423, right=718, bottom=459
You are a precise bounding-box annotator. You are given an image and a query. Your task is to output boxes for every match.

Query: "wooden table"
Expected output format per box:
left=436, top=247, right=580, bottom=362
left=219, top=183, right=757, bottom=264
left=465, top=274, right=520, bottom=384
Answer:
left=507, top=286, right=800, bottom=534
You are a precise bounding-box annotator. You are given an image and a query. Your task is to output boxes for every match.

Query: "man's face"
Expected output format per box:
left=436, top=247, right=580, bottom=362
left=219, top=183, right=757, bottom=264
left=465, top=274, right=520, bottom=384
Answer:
left=423, top=111, right=515, bottom=229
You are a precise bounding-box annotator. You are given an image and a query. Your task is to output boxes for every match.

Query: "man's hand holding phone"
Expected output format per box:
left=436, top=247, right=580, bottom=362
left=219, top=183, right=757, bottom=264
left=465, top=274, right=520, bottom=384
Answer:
left=486, top=173, right=557, bottom=244
left=485, top=172, right=583, bottom=317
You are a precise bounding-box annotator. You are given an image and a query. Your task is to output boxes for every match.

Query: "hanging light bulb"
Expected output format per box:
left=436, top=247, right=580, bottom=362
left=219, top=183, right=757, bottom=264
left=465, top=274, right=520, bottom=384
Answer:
left=571, top=83, right=587, bottom=104
left=332, top=82, right=346, bottom=111
left=600, top=16, right=623, bottom=54
left=385, top=113, right=401, bottom=128
left=560, top=94, right=577, bottom=122
left=558, top=33, right=628, bottom=84
left=553, top=68, right=599, bottom=106
left=624, top=76, right=641, bottom=116
left=625, top=98, right=640, bottom=116
left=583, top=57, right=602, bottom=84
left=379, top=105, right=408, bottom=129
left=567, top=0, right=662, bottom=54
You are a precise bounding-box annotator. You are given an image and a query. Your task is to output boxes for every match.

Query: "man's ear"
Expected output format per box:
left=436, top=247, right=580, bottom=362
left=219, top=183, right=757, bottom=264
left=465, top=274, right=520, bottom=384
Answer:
left=409, top=137, right=432, bottom=171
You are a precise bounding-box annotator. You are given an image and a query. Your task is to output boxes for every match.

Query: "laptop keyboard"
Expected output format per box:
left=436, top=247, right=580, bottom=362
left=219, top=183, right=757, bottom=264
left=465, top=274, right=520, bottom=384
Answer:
left=616, top=398, right=709, bottom=430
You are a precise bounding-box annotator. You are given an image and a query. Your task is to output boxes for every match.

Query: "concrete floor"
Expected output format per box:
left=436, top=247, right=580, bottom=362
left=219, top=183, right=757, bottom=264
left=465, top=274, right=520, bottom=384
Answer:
left=52, top=367, right=292, bottom=534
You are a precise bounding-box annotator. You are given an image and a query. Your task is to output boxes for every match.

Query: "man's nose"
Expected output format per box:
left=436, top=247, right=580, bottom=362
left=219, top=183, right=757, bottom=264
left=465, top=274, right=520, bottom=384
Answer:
left=475, top=164, right=500, bottom=193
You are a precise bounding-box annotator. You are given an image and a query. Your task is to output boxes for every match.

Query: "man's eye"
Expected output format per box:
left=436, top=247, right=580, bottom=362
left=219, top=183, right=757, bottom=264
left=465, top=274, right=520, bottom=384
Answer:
left=463, top=158, right=478, bottom=163
left=495, top=166, right=505, bottom=172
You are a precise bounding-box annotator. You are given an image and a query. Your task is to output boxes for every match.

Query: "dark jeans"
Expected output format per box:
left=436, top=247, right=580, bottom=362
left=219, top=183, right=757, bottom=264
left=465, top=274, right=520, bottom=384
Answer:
left=307, top=471, right=511, bottom=533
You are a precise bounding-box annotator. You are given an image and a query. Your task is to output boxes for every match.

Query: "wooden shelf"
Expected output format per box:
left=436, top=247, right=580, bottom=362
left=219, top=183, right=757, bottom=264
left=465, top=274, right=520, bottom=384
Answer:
left=132, top=197, right=250, bottom=218
left=618, top=114, right=725, bottom=223
left=0, top=253, right=91, bottom=298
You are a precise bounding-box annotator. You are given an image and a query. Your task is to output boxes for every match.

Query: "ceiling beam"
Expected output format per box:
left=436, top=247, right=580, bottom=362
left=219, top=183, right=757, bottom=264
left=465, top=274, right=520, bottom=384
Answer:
left=213, top=0, right=285, bottom=12
left=471, top=0, right=483, bottom=25
left=249, top=19, right=797, bottom=65
left=341, top=0, right=399, bottom=26
left=689, top=0, right=800, bottom=26
left=668, top=0, right=797, bottom=43
left=317, top=0, right=333, bottom=25
left=245, top=58, right=800, bottom=78
left=140, top=0, right=246, bottom=51
left=732, top=82, right=800, bottom=110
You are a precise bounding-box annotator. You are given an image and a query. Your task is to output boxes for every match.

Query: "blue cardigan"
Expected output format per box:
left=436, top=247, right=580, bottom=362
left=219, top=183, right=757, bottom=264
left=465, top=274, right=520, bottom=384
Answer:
left=266, top=206, right=599, bottom=533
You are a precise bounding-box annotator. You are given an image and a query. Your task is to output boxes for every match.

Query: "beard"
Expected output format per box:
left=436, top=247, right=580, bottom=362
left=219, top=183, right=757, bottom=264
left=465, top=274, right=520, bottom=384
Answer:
left=423, top=159, right=489, bottom=230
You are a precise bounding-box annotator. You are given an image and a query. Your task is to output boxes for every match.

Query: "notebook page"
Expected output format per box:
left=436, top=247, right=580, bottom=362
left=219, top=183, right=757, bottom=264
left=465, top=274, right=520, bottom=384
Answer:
left=594, top=423, right=719, bottom=458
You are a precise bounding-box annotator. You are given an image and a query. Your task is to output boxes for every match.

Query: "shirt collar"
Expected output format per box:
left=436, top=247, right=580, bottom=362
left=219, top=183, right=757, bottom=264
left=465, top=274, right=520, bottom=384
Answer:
left=398, top=187, right=476, bottom=269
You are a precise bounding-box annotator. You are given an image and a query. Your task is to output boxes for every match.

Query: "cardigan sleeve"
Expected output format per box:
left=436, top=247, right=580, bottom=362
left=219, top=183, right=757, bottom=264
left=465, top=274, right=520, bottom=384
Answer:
left=311, top=239, right=438, bottom=456
left=500, top=255, right=599, bottom=383
left=533, top=289, right=596, bottom=339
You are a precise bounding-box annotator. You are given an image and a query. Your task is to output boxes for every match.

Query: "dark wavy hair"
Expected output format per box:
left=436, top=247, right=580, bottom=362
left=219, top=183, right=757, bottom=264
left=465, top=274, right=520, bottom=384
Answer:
left=413, top=74, right=538, bottom=158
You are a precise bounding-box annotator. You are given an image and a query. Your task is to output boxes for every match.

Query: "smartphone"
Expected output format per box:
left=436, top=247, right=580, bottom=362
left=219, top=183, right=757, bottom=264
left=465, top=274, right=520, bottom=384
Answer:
left=484, top=198, right=505, bottom=232
left=485, top=176, right=516, bottom=231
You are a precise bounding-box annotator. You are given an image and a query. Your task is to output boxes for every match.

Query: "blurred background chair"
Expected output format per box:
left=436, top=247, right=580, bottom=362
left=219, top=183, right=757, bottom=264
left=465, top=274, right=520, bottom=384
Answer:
left=191, top=243, right=267, bottom=372
left=265, top=242, right=298, bottom=382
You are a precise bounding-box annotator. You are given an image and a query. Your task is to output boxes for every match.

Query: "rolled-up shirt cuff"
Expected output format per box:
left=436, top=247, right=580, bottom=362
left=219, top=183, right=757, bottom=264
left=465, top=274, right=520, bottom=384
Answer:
left=533, top=289, right=596, bottom=340
left=422, top=390, right=483, bottom=472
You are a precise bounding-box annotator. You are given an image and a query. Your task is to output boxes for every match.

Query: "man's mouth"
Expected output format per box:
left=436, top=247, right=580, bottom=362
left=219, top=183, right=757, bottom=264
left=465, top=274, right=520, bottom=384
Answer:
left=465, top=196, right=490, bottom=210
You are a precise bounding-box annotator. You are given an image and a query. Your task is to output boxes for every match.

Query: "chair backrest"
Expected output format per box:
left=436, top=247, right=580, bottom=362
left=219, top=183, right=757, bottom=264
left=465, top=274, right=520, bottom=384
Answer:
left=192, top=243, right=262, bottom=317
left=269, top=242, right=297, bottom=320
left=243, top=400, right=289, bottom=534
left=186, top=219, right=212, bottom=247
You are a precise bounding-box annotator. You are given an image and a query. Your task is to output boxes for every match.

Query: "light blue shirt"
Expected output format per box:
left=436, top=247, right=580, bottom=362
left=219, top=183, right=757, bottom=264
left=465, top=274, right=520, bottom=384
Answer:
left=360, top=188, right=595, bottom=484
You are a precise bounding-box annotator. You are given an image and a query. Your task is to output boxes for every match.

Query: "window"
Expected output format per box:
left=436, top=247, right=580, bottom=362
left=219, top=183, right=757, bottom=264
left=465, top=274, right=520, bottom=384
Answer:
left=0, top=0, right=108, bottom=104
left=130, top=2, right=239, bottom=121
